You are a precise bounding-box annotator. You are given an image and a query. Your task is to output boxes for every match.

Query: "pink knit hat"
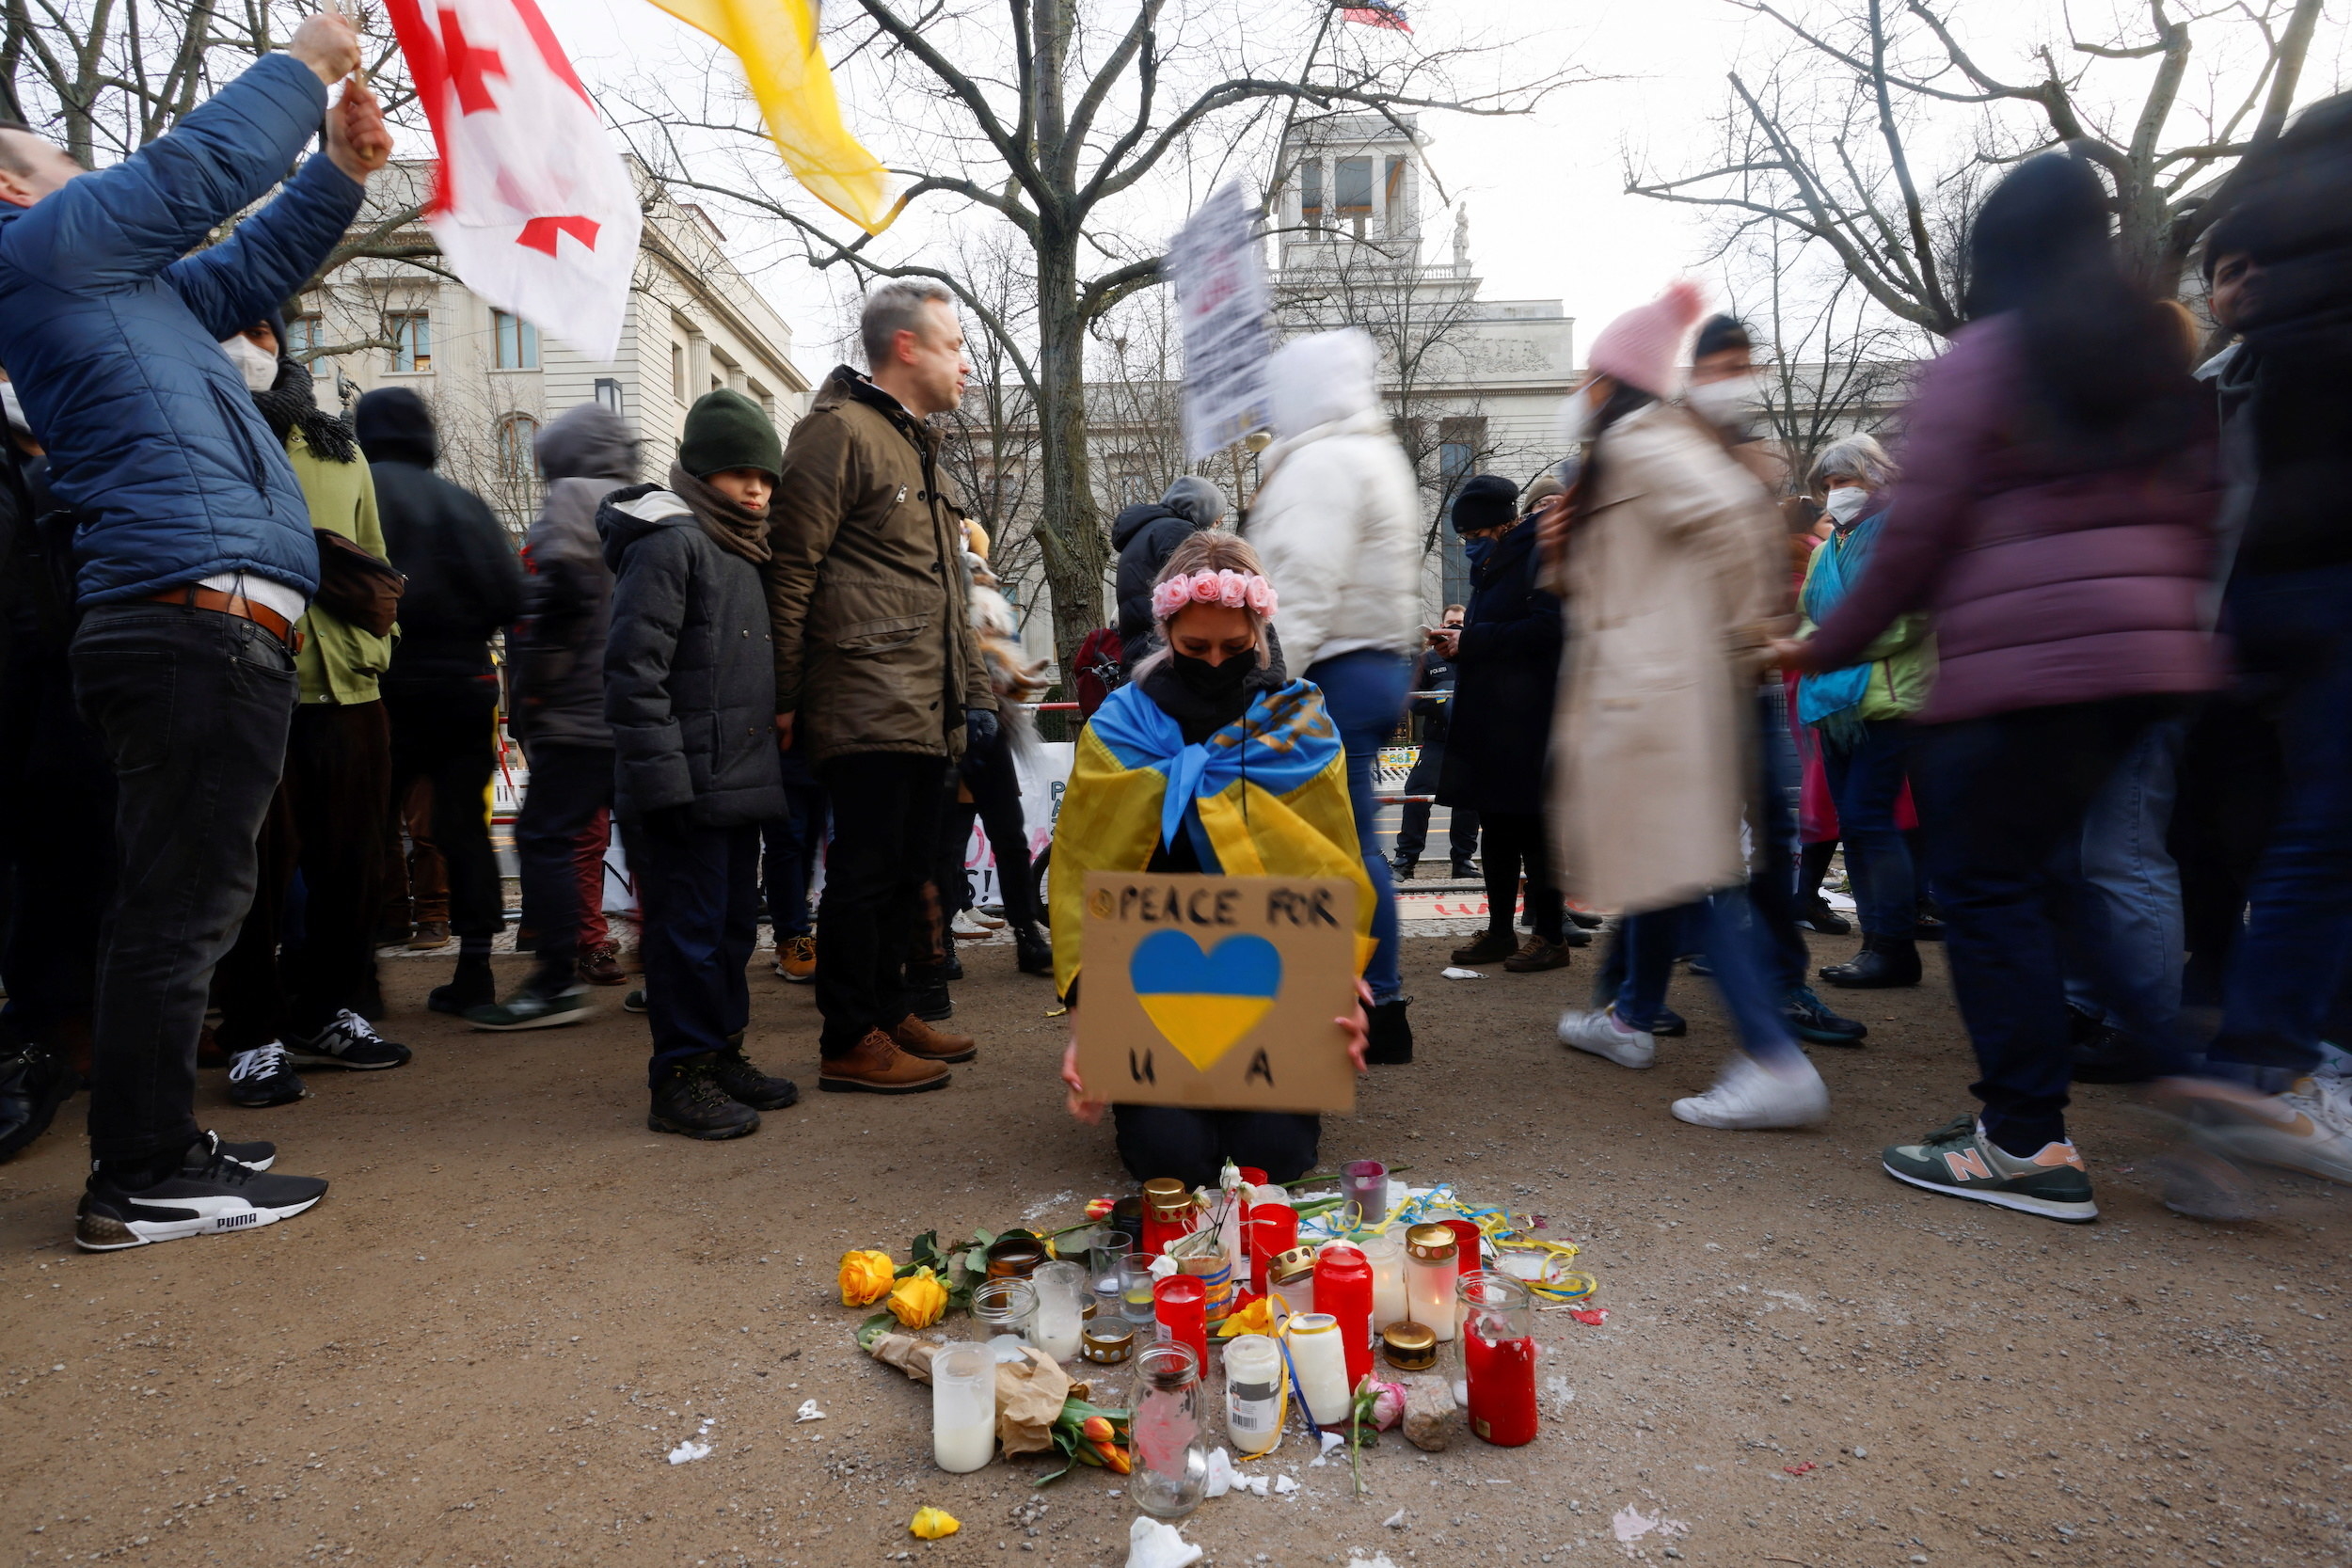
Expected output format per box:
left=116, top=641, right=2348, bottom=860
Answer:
left=1585, top=280, right=1707, bottom=397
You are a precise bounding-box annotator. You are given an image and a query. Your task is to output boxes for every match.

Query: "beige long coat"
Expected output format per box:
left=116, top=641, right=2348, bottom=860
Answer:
left=1544, top=402, right=1787, bottom=914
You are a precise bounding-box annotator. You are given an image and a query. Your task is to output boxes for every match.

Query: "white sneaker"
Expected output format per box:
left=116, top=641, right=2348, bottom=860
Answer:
left=2201, top=1079, right=2352, bottom=1186
left=1558, top=1006, right=1656, bottom=1069
left=1672, top=1053, right=1830, bottom=1130
left=950, top=910, right=1001, bottom=936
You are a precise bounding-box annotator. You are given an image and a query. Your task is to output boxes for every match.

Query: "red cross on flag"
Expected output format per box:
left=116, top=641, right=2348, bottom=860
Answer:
left=386, top=0, right=642, bottom=360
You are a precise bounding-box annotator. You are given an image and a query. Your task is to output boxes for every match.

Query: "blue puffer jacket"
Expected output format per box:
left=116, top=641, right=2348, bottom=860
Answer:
left=0, top=54, right=364, bottom=606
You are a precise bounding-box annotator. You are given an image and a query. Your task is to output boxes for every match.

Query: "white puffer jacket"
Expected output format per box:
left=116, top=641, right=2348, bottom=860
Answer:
left=1247, top=329, right=1424, bottom=673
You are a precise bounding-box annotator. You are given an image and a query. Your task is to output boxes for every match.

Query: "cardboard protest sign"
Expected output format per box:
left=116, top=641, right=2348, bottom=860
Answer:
left=1077, top=872, right=1359, bottom=1114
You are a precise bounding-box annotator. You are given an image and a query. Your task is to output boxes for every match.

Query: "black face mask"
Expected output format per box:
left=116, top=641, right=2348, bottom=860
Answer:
left=1170, top=649, right=1253, bottom=701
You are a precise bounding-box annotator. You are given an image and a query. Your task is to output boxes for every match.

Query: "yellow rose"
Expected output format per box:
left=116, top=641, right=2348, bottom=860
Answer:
left=838, top=1249, right=898, bottom=1307
left=888, top=1267, right=948, bottom=1329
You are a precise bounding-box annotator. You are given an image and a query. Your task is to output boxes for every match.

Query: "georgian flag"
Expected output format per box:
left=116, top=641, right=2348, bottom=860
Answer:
left=385, top=0, right=642, bottom=360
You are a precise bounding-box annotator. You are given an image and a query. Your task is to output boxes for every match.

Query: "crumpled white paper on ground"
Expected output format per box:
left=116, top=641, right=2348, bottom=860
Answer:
left=1124, top=1515, right=1204, bottom=1568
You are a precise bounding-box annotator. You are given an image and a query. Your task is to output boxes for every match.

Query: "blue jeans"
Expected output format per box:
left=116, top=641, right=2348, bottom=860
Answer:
left=1613, top=891, right=1801, bottom=1064
left=1750, top=687, right=1811, bottom=996
left=1308, top=649, right=1411, bottom=1004
left=2214, top=563, right=2352, bottom=1081
left=1820, top=720, right=1916, bottom=939
left=2054, top=716, right=2186, bottom=1051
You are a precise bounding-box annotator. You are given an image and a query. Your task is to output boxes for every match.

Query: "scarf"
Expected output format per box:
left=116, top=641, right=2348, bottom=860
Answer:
left=1797, top=503, right=1890, bottom=747
left=667, top=460, right=772, bottom=563
left=251, top=360, right=360, bottom=466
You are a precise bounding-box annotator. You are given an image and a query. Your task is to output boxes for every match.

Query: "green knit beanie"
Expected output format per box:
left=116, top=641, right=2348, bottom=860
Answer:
left=679, top=388, right=784, bottom=480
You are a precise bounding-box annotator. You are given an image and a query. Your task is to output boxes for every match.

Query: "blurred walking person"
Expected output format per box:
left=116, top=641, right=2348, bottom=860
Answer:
left=1248, top=329, right=1423, bottom=1061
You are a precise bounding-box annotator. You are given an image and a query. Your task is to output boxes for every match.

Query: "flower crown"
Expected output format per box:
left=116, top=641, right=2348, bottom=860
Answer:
left=1151, top=568, right=1279, bottom=622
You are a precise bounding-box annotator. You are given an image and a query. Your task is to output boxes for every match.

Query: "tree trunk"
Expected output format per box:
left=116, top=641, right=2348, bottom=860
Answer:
left=1031, top=222, right=1108, bottom=700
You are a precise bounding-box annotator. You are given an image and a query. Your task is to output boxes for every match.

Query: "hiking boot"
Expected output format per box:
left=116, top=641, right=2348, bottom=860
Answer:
left=648, top=1055, right=761, bottom=1140
left=1503, top=935, right=1574, bottom=973
left=711, top=1044, right=800, bottom=1111
left=1365, top=997, right=1413, bottom=1065
left=1449, top=929, right=1518, bottom=966
left=1672, top=1053, right=1831, bottom=1131
left=1013, top=922, right=1055, bottom=976
left=428, top=963, right=497, bottom=1016
left=578, top=945, right=628, bottom=987
left=889, top=1014, right=978, bottom=1063
left=1819, top=935, right=1920, bottom=989
left=906, top=972, right=954, bottom=1022
left=0, top=1043, right=75, bottom=1163
left=1557, top=1006, right=1656, bottom=1069
left=226, top=1044, right=305, bottom=1108
left=406, top=920, right=451, bottom=951
left=467, top=974, right=595, bottom=1032
left=1792, top=895, right=1851, bottom=936
left=1450, top=860, right=1480, bottom=879
left=283, top=1009, right=411, bottom=1070
left=1881, top=1114, right=2096, bottom=1223
left=818, top=1030, right=952, bottom=1095
left=75, top=1133, right=328, bottom=1250
left=774, top=934, right=817, bottom=984
left=1782, top=986, right=1867, bottom=1046
left=1389, top=853, right=1418, bottom=880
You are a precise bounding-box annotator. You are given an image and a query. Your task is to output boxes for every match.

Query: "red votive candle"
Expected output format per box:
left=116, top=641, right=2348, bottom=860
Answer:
left=1247, top=1205, right=1298, bottom=1297
left=1443, top=1218, right=1484, bottom=1277
left=1312, top=1242, right=1375, bottom=1392
left=1153, top=1274, right=1209, bottom=1369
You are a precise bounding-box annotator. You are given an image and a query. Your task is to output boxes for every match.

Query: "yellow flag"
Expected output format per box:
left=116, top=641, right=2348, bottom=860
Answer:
left=644, top=0, right=896, bottom=233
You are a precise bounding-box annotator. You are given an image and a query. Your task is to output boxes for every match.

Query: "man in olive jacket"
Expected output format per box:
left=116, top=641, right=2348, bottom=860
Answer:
left=766, top=280, right=995, bottom=1092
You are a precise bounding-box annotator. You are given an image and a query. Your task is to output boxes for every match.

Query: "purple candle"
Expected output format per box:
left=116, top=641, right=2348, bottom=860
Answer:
left=1342, top=1160, right=1388, bottom=1227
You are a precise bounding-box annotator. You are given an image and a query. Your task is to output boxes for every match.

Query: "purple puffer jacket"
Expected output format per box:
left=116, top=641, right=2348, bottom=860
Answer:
left=1807, top=317, right=2222, bottom=723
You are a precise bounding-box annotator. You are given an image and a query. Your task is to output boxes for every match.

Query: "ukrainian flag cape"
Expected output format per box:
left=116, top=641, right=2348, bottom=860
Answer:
left=1052, top=678, right=1378, bottom=995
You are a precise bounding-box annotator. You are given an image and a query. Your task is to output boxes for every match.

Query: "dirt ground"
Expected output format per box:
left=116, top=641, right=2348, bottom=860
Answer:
left=3, top=927, right=2348, bottom=1568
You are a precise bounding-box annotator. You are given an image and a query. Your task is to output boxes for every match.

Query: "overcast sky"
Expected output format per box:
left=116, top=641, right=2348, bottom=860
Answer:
left=531, top=0, right=2351, bottom=375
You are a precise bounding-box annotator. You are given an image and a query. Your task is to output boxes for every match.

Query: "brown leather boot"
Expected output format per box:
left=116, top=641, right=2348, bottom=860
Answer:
left=818, top=1030, right=953, bottom=1094
left=889, top=1014, right=978, bottom=1063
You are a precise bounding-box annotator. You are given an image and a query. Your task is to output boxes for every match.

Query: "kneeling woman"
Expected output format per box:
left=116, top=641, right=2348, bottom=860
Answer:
left=1054, top=533, right=1371, bottom=1187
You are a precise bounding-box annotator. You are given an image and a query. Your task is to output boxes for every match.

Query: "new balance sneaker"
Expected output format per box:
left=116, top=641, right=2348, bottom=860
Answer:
left=1557, top=1006, right=1657, bottom=1069
left=466, top=976, right=594, bottom=1032
left=1881, top=1114, right=2097, bottom=1222
left=75, top=1138, right=327, bottom=1250
left=711, top=1045, right=800, bottom=1111
left=1672, top=1053, right=1830, bottom=1131
left=226, top=1044, right=305, bottom=1108
left=773, top=934, right=817, bottom=984
left=2169, top=1077, right=2352, bottom=1187
left=1782, top=986, right=1868, bottom=1046
left=284, top=1009, right=411, bottom=1070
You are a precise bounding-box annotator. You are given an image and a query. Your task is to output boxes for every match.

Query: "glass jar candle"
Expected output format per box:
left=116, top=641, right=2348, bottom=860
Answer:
left=930, top=1341, right=996, bottom=1473
left=1460, top=1270, right=1538, bottom=1447
left=984, top=1235, right=1047, bottom=1279
left=1141, top=1178, right=1195, bottom=1258
left=1341, top=1160, right=1388, bottom=1227
left=971, top=1277, right=1038, bottom=1354
left=1284, top=1312, right=1353, bottom=1427
left=1119, top=1256, right=1158, bottom=1326
left=1030, top=1260, right=1089, bottom=1362
left=1361, top=1236, right=1409, bottom=1331
left=1405, top=1224, right=1458, bottom=1343
left=1129, top=1343, right=1208, bottom=1520
left=1246, top=1205, right=1299, bottom=1297
left=1152, top=1274, right=1209, bottom=1370
left=1266, top=1246, right=1318, bottom=1321
left=1441, top=1218, right=1484, bottom=1278
left=1221, top=1334, right=1284, bottom=1457
left=1312, top=1243, right=1375, bottom=1392
left=1090, top=1228, right=1134, bottom=1313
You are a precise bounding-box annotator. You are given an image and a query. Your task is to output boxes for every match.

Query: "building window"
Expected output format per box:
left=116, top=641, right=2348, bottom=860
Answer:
left=1335, top=158, right=1374, bottom=214
left=387, top=311, right=431, bottom=372
left=496, top=414, right=540, bottom=481
left=493, top=309, right=539, bottom=370
left=594, top=377, right=624, bottom=414
left=1300, top=160, right=1324, bottom=230
left=671, top=342, right=687, bottom=401
left=287, top=313, right=326, bottom=357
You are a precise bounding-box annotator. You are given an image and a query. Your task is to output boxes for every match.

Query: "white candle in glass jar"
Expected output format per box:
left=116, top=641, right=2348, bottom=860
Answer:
left=1285, top=1313, right=1353, bottom=1427
left=931, top=1342, right=997, bottom=1473
left=1361, top=1236, right=1408, bottom=1331
left=1405, top=1227, right=1458, bottom=1343
left=1035, top=1303, right=1083, bottom=1362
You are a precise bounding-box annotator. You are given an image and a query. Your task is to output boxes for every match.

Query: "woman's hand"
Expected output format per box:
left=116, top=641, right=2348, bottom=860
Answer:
left=1768, top=636, right=1819, bottom=675
left=1341, top=979, right=1373, bottom=1075
left=1060, top=1034, right=1107, bottom=1125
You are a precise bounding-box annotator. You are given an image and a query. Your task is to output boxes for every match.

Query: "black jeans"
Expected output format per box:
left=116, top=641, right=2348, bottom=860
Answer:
left=72, top=602, right=298, bottom=1164
left=760, top=746, right=828, bottom=940
left=1478, top=810, right=1562, bottom=943
left=1392, top=741, right=1478, bottom=865
left=1112, top=1105, right=1321, bottom=1190
left=957, top=741, right=1037, bottom=926
left=516, top=744, right=614, bottom=974
left=384, top=679, right=505, bottom=940
left=816, top=752, right=947, bottom=1056
left=0, top=633, right=116, bottom=1041
left=625, top=812, right=759, bottom=1085
left=1912, top=695, right=2186, bottom=1153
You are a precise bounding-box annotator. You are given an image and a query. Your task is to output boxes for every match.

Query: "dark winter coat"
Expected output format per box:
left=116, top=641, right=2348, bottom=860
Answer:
left=357, top=389, right=525, bottom=689
left=1807, top=317, right=2221, bottom=723
left=765, top=367, right=994, bottom=765
left=512, top=403, right=637, bottom=751
left=1111, top=502, right=1202, bottom=663
left=1438, top=521, right=1561, bottom=816
left=0, top=54, right=364, bottom=606
left=1407, top=646, right=1462, bottom=746
left=599, top=483, right=785, bottom=827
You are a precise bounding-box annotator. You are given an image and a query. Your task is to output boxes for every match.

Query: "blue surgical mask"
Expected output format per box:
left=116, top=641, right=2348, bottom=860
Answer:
left=1462, top=535, right=1495, bottom=567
